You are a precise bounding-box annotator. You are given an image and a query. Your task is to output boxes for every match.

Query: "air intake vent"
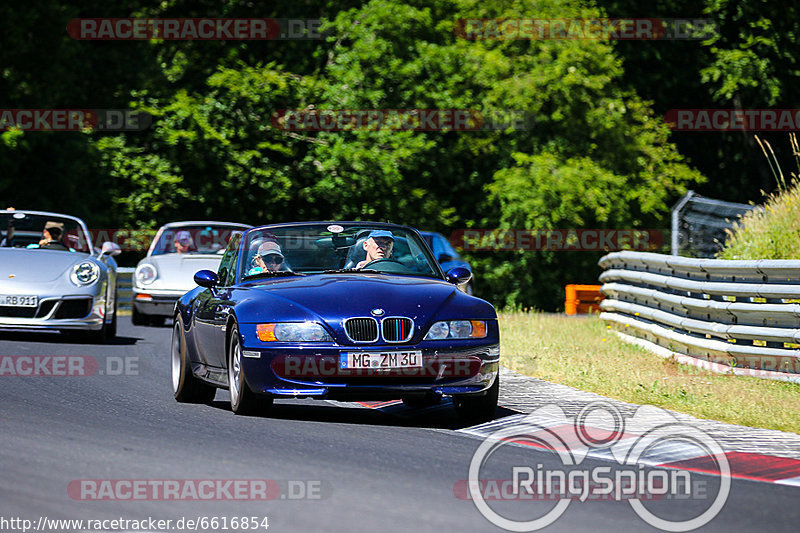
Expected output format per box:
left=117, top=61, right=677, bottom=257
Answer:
left=0, top=306, right=36, bottom=318
left=382, top=317, right=413, bottom=342
left=344, top=317, right=379, bottom=342
left=55, top=298, right=92, bottom=319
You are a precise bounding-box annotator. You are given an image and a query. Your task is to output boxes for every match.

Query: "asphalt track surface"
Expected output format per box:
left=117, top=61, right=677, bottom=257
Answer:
left=1, top=318, right=798, bottom=532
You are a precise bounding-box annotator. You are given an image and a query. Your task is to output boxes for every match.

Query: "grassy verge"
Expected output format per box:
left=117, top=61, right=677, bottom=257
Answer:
left=499, top=311, right=800, bottom=434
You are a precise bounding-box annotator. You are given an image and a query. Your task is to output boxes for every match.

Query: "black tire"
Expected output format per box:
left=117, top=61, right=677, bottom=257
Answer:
left=131, top=305, right=147, bottom=326
left=172, top=317, right=216, bottom=403
left=453, top=374, right=499, bottom=423
left=402, top=393, right=442, bottom=409
left=228, top=322, right=273, bottom=416
left=106, top=290, right=118, bottom=339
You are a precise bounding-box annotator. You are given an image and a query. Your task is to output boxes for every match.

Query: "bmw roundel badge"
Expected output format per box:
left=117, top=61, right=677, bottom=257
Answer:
left=371, top=308, right=385, bottom=316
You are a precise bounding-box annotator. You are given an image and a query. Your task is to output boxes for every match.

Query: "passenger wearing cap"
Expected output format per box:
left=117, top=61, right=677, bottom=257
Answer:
left=356, top=230, right=394, bottom=269
left=173, top=230, right=194, bottom=253
left=248, top=240, right=286, bottom=275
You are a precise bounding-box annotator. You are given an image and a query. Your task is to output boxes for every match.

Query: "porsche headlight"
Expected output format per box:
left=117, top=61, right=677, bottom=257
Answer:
left=71, top=262, right=100, bottom=285
left=135, top=264, right=157, bottom=285
left=424, top=320, right=487, bottom=340
left=256, top=322, right=333, bottom=342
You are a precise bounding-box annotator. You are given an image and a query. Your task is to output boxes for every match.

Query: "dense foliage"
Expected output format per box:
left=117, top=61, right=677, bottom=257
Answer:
left=2, top=0, right=799, bottom=308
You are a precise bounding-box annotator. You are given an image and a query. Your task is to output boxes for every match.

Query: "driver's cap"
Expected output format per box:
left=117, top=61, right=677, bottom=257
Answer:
left=367, top=230, right=394, bottom=240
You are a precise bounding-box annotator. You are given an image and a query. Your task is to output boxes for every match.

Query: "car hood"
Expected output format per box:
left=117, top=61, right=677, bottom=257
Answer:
left=235, top=274, right=494, bottom=329
left=0, top=248, right=94, bottom=282
left=142, top=253, right=224, bottom=291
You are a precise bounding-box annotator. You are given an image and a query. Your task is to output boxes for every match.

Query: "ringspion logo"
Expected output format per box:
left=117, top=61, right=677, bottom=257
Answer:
left=464, top=402, right=730, bottom=531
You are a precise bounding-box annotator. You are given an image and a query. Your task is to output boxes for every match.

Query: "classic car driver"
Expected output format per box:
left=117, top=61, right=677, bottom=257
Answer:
left=173, top=230, right=194, bottom=253
left=356, top=230, right=394, bottom=269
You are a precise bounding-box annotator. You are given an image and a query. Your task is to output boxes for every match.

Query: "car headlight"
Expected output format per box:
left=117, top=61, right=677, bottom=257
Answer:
left=135, top=264, right=157, bottom=285
left=256, top=322, right=333, bottom=342
left=424, top=320, right=487, bottom=340
left=71, top=262, right=100, bottom=285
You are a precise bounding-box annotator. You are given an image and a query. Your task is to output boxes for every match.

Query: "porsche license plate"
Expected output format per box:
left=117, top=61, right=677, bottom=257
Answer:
left=0, top=294, right=38, bottom=307
left=340, top=350, right=423, bottom=369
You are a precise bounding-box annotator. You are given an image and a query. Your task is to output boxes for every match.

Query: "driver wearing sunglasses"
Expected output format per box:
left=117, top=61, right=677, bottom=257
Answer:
left=248, top=240, right=287, bottom=275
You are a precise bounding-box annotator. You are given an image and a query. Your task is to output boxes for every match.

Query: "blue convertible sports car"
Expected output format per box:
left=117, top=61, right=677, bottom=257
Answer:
left=171, top=222, right=500, bottom=420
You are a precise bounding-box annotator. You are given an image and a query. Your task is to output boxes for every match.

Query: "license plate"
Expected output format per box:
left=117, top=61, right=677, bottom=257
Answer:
left=340, top=350, right=423, bottom=369
left=0, top=295, right=38, bottom=307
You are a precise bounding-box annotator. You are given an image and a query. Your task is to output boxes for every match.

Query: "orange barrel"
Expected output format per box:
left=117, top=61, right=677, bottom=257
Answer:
left=565, top=284, right=603, bottom=315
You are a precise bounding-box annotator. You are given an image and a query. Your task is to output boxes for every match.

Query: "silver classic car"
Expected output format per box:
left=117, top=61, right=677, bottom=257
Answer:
left=0, top=210, right=121, bottom=341
left=132, top=221, right=251, bottom=326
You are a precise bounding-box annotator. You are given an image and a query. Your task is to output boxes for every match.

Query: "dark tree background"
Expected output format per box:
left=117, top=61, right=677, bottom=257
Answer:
left=2, top=0, right=798, bottom=309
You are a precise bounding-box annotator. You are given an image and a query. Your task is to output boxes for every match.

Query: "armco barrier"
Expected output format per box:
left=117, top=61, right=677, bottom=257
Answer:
left=598, top=251, right=800, bottom=382
left=117, top=267, right=134, bottom=311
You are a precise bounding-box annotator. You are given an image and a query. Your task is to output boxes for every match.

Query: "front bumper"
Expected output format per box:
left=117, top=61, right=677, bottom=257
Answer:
left=0, top=294, right=106, bottom=331
left=235, top=340, right=500, bottom=400
left=132, top=288, right=185, bottom=317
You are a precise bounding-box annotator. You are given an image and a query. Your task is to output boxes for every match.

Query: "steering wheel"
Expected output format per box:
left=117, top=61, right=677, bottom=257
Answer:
left=362, top=258, right=409, bottom=273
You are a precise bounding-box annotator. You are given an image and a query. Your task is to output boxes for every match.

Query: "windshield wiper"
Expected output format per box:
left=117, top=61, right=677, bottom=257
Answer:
left=322, top=269, right=380, bottom=274
left=242, top=271, right=303, bottom=280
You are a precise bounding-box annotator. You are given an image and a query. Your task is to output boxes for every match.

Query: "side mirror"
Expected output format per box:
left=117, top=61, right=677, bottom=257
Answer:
left=99, top=241, right=122, bottom=257
left=194, top=269, right=219, bottom=288
left=446, top=267, right=472, bottom=287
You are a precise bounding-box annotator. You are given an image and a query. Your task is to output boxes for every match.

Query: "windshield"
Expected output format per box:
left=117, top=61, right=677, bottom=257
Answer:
left=151, top=224, right=248, bottom=256
left=0, top=211, right=92, bottom=253
left=240, top=224, right=441, bottom=279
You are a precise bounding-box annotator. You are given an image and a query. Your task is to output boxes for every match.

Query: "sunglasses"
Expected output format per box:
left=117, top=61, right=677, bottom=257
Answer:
left=260, top=254, right=283, bottom=264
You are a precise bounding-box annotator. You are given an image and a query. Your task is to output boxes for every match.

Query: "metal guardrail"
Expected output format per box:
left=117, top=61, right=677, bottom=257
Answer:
left=598, top=251, right=800, bottom=382
left=117, top=267, right=134, bottom=311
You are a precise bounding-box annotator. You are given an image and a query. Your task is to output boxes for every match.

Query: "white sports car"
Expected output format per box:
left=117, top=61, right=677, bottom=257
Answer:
left=132, top=221, right=251, bottom=326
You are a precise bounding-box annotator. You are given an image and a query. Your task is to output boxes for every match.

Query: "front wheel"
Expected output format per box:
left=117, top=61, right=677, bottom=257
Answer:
left=106, top=290, right=118, bottom=339
left=228, top=322, right=273, bottom=416
left=453, top=374, right=499, bottom=423
left=172, top=317, right=216, bottom=403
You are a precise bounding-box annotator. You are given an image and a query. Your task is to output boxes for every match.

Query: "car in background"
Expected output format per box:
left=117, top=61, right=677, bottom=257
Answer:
left=0, top=209, right=121, bottom=341
left=419, top=231, right=474, bottom=295
left=132, top=221, right=251, bottom=326
left=172, top=221, right=500, bottom=421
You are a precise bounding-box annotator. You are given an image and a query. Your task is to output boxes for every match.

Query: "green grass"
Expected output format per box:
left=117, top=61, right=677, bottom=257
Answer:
left=719, top=179, right=800, bottom=259
left=499, top=311, right=800, bottom=433
left=720, top=134, right=800, bottom=259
